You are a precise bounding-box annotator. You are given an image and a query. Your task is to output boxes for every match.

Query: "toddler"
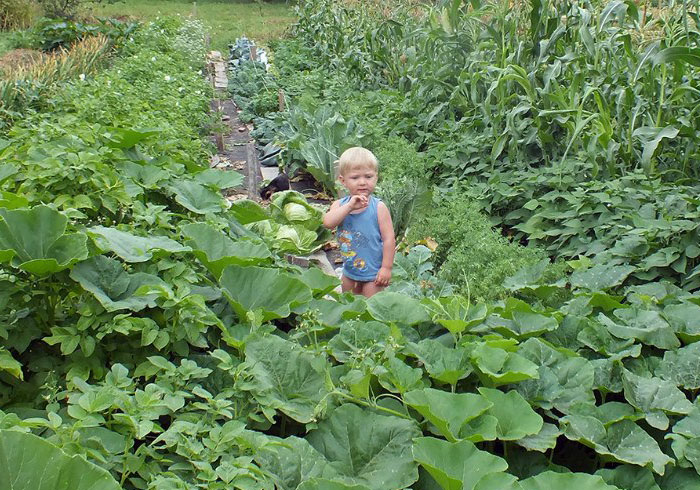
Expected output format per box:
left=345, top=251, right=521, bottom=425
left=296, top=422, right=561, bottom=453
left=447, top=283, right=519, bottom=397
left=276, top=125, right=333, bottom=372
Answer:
left=323, top=147, right=395, bottom=297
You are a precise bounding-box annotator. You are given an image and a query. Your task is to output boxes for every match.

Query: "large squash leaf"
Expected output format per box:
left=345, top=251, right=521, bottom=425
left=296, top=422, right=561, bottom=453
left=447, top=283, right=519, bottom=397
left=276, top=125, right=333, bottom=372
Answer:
left=412, top=437, right=508, bottom=490
left=599, top=309, right=680, bottom=350
left=366, top=291, right=429, bottom=325
left=516, top=338, right=595, bottom=413
left=70, top=256, right=165, bottom=312
left=570, top=264, right=636, bottom=291
left=470, top=342, right=539, bottom=386
left=663, top=302, right=700, bottom=342
left=168, top=180, right=225, bottom=214
left=476, top=388, right=543, bottom=441
left=595, top=465, right=660, bottom=490
left=407, top=339, right=472, bottom=386
left=621, top=369, right=693, bottom=430
left=255, top=436, right=339, bottom=490
left=327, top=321, right=392, bottom=364
left=657, top=341, right=700, bottom=390
left=404, top=388, right=492, bottom=442
left=88, top=225, right=190, bottom=263
left=219, top=265, right=312, bottom=322
left=519, top=471, right=620, bottom=490
left=0, top=205, right=88, bottom=275
left=0, top=429, right=121, bottom=489
left=667, top=404, right=700, bottom=474
left=515, top=423, right=562, bottom=452
left=298, top=480, right=370, bottom=490
left=561, top=415, right=673, bottom=474
left=182, top=223, right=271, bottom=277
left=306, top=404, right=420, bottom=489
left=241, top=336, right=330, bottom=424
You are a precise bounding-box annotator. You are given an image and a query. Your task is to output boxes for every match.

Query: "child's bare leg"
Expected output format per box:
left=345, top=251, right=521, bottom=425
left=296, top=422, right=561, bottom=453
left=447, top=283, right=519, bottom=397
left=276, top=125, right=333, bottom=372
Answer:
left=342, top=275, right=364, bottom=294
left=361, top=281, right=384, bottom=298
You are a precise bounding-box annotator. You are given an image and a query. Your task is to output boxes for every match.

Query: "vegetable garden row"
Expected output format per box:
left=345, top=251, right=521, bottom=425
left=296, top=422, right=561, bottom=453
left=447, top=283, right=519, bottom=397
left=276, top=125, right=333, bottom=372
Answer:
left=1, top=0, right=700, bottom=489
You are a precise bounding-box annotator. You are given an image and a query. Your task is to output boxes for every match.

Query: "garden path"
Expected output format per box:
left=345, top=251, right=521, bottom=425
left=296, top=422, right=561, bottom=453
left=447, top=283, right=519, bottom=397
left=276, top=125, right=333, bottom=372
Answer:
left=205, top=51, right=339, bottom=282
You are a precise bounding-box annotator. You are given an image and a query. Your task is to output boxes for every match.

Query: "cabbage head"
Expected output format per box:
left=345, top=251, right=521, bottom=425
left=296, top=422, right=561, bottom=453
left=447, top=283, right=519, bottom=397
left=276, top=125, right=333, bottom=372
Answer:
left=275, top=225, right=318, bottom=254
left=270, top=191, right=323, bottom=231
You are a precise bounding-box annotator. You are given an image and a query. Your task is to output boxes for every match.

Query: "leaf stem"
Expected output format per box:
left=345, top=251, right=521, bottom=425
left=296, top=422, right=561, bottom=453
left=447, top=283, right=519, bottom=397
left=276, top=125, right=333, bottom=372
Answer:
left=334, top=391, right=412, bottom=420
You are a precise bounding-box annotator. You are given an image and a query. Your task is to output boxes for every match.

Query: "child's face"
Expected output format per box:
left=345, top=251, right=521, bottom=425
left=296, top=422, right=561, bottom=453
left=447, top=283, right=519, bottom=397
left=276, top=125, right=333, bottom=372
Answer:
left=339, top=165, right=377, bottom=197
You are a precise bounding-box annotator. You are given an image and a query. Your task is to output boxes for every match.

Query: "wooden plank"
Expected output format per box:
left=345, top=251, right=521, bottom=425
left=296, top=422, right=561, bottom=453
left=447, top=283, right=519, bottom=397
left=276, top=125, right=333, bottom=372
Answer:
left=246, top=142, right=260, bottom=200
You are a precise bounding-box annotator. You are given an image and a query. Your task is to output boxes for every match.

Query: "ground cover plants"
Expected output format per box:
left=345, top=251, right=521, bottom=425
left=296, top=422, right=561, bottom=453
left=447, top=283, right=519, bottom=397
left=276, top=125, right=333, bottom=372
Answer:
left=2, top=1, right=700, bottom=490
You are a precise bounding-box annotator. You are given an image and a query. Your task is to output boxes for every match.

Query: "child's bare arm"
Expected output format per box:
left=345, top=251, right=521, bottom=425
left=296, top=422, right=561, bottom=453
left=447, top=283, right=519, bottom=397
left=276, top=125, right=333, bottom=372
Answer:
left=375, top=202, right=395, bottom=286
left=322, top=196, right=368, bottom=229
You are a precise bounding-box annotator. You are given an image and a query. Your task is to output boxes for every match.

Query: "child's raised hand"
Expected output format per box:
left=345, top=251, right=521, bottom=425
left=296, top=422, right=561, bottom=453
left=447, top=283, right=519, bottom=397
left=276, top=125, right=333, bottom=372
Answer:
left=348, top=195, right=368, bottom=211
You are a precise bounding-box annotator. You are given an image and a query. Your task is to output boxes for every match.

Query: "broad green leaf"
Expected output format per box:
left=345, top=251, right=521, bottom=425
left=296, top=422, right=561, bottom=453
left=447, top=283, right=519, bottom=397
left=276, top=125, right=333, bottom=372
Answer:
left=194, top=168, right=244, bottom=189
left=295, top=298, right=366, bottom=327
left=220, top=265, right=312, bottom=322
left=0, top=348, right=22, bottom=380
left=0, top=191, right=28, bottom=210
left=307, top=404, right=420, bottom=489
left=654, top=466, right=700, bottom=489
left=570, top=402, right=641, bottom=427
left=412, top=437, right=508, bottom=490
left=667, top=405, right=700, bottom=473
left=104, top=126, right=160, bottom=148
left=0, top=163, right=17, bottom=184
left=459, top=412, right=499, bottom=443
left=622, top=370, right=693, bottom=430
left=0, top=429, right=121, bottom=489
left=299, top=267, right=341, bottom=296
left=367, top=291, right=429, bottom=325
left=474, top=472, right=522, bottom=490
left=657, top=342, right=700, bottom=390
left=577, top=319, right=641, bottom=358
left=470, top=343, right=539, bottom=385
left=477, top=388, right=543, bottom=440
left=571, top=264, right=636, bottom=291
left=663, top=302, right=700, bottom=342
left=70, top=256, right=164, bottom=312
left=255, top=436, right=339, bottom=490
left=242, top=336, right=330, bottom=423
left=0, top=205, right=88, bottom=275
left=377, top=356, right=425, bottom=394
left=328, top=321, right=392, bottom=364
left=168, top=180, right=225, bottom=214
left=88, top=226, right=190, bottom=263
left=599, top=309, right=680, bottom=350
left=515, top=423, right=561, bottom=452
left=422, top=296, right=488, bottom=335
left=408, top=339, right=472, bottom=386
left=404, top=388, right=492, bottom=442
left=298, top=480, right=370, bottom=490
left=507, top=311, right=559, bottom=338
left=561, top=416, right=673, bottom=474
left=183, top=223, right=271, bottom=277
left=595, top=465, right=660, bottom=490
left=228, top=199, right=271, bottom=224
left=516, top=338, right=596, bottom=412
left=520, top=471, right=620, bottom=490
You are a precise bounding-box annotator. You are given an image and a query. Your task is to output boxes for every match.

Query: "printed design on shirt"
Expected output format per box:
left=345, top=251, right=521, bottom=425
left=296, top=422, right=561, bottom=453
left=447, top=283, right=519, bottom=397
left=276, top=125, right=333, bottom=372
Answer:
left=338, top=229, right=368, bottom=272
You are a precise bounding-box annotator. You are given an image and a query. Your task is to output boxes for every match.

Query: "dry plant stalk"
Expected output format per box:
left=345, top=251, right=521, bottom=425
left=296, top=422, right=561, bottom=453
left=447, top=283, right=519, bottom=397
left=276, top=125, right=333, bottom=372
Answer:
left=3, top=34, right=112, bottom=84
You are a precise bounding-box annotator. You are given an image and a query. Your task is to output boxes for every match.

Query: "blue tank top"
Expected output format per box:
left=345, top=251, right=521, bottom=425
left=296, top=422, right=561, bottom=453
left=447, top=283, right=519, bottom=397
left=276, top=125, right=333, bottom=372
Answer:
left=337, top=196, right=383, bottom=281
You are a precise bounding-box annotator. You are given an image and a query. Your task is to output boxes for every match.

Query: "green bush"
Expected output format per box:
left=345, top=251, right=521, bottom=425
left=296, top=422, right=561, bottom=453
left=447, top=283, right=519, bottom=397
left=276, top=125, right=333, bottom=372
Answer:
left=406, top=193, right=552, bottom=302
left=375, top=136, right=429, bottom=183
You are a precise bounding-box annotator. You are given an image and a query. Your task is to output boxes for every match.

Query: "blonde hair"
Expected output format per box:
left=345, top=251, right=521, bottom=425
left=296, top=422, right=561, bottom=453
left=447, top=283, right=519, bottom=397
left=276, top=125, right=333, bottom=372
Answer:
left=336, top=147, right=379, bottom=177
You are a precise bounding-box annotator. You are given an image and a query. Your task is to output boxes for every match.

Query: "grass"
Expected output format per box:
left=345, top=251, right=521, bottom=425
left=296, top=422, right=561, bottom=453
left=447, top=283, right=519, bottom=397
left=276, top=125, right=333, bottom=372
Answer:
left=89, top=0, right=296, bottom=53
left=0, top=32, right=16, bottom=57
